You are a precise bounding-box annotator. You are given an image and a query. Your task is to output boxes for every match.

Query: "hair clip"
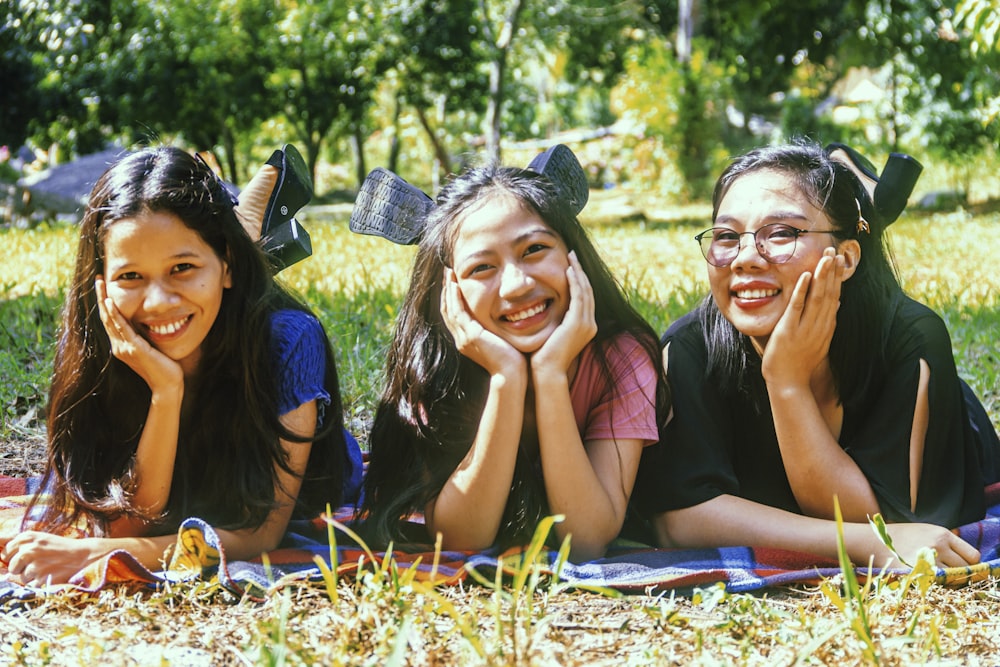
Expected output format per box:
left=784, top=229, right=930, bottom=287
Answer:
left=853, top=198, right=871, bottom=235
left=349, top=144, right=589, bottom=245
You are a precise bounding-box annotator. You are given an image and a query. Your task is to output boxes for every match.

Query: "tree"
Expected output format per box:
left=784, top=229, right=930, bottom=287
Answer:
left=109, top=0, right=279, bottom=181
left=271, top=1, right=387, bottom=187
left=4, top=0, right=120, bottom=157
left=955, top=0, right=1000, bottom=125
left=1, top=2, right=46, bottom=149
left=380, top=0, right=487, bottom=177
left=479, top=0, right=527, bottom=163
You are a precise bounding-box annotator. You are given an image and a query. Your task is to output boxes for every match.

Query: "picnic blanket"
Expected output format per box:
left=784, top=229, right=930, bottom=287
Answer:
left=3, top=476, right=1000, bottom=602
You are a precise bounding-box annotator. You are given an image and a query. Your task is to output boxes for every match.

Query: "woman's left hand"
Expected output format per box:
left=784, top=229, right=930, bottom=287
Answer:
left=0, top=532, right=103, bottom=586
left=762, top=247, right=845, bottom=388
left=532, top=251, right=597, bottom=375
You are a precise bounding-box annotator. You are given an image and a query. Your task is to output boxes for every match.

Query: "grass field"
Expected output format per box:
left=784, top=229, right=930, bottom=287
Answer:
left=1, top=193, right=999, bottom=664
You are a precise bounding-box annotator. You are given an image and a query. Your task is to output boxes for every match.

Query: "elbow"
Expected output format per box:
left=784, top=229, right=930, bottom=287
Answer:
left=561, top=525, right=617, bottom=563
left=566, top=540, right=611, bottom=563
left=260, top=535, right=283, bottom=554
left=431, top=525, right=495, bottom=553
left=651, top=508, right=706, bottom=549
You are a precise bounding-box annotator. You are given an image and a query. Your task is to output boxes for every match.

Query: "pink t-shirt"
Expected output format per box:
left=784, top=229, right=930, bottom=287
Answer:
left=569, top=334, right=660, bottom=446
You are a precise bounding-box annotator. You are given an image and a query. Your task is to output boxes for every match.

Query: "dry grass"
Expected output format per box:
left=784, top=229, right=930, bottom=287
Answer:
left=3, top=572, right=1000, bottom=664
left=3, top=195, right=1000, bottom=664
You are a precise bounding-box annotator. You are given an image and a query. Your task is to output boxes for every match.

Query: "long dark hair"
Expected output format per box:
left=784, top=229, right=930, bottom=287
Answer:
left=699, top=140, right=902, bottom=411
left=27, top=146, right=347, bottom=536
left=361, top=163, right=670, bottom=548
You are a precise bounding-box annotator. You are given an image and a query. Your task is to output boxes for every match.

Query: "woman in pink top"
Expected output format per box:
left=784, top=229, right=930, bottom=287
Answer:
left=355, top=147, right=669, bottom=561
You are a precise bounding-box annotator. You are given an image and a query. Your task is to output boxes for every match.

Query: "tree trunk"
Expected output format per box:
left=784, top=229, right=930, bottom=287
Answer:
left=351, top=126, right=367, bottom=188
left=388, top=94, right=402, bottom=173
left=414, top=104, right=452, bottom=175
left=678, top=0, right=693, bottom=63
left=484, top=0, right=525, bottom=164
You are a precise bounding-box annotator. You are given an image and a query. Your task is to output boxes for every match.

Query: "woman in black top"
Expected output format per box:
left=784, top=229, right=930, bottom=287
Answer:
left=636, top=141, right=999, bottom=567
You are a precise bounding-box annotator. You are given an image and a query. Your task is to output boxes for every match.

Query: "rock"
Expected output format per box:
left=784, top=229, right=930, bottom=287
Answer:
left=916, top=190, right=967, bottom=211
left=16, top=146, right=128, bottom=217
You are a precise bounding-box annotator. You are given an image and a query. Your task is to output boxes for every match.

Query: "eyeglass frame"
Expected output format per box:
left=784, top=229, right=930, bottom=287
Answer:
left=694, top=223, right=845, bottom=267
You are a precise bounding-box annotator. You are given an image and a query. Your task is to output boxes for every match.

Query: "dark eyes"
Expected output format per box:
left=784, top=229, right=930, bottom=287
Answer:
left=113, top=263, right=196, bottom=282
left=766, top=226, right=797, bottom=240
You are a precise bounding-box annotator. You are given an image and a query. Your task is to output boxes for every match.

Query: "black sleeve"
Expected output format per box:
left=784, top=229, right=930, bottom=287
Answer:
left=843, top=298, right=986, bottom=527
left=634, top=315, right=742, bottom=514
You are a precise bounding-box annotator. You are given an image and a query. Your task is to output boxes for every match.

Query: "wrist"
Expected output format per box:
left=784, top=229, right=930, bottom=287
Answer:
left=150, top=378, right=184, bottom=402
left=530, top=364, right=571, bottom=392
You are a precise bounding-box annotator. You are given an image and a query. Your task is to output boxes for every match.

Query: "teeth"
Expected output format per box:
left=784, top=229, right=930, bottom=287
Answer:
left=148, top=317, right=188, bottom=335
left=735, top=288, right=779, bottom=299
left=506, top=302, right=546, bottom=322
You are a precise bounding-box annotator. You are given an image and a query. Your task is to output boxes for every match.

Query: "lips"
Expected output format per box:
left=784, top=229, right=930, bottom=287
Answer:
left=732, top=287, right=780, bottom=299
left=501, top=300, right=550, bottom=324
left=144, top=314, right=193, bottom=338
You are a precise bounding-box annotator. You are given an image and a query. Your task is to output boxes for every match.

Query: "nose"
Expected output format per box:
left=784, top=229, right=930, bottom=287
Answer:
left=729, top=232, right=767, bottom=270
left=498, top=262, right=534, bottom=299
left=142, top=279, right=180, bottom=312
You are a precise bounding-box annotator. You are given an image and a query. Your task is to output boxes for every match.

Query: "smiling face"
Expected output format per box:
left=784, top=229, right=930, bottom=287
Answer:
left=102, top=210, right=231, bottom=376
left=450, top=193, right=571, bottom=354
left=709, top=169, right=855, bottom=351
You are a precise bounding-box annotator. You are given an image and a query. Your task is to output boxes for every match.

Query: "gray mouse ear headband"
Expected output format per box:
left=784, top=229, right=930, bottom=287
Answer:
left=349, top=144, right=589, bottom=245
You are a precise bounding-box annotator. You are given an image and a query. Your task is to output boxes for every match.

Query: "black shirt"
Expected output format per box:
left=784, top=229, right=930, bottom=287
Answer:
left=636, top=295, right=990, bottom=528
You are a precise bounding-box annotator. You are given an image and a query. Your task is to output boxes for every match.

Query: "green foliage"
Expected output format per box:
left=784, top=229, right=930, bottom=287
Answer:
left=270, top=1, right=388, bottom=185
left=611, top=36, right=729, bottom=199
left=0, top=287, right=60, bottom=441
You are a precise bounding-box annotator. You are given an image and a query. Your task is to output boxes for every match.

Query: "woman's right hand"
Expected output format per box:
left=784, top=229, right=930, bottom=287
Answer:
left=1, top=532, right=106, bottom=586
left=96, top=276, right=184, bottom=393
left=873, top=522, right=981, bottom=569
left=440, top=268, right=527, bottom=377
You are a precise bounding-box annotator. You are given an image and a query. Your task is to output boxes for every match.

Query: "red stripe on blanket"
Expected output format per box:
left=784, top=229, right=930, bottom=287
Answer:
left=0, top=476, right=28, bottom=498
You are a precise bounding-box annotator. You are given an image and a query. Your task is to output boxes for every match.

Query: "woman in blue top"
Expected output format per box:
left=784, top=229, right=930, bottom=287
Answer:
left=635, top=141, right=999, bottom=568
left=1, top=146, right=361, bottom=585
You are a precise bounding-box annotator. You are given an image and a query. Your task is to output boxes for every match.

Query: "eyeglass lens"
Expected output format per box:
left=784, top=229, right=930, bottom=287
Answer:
left=698, top=223, right=801, bottom=266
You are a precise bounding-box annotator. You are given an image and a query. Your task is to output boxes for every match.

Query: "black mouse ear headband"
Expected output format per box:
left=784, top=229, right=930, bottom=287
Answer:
left=349, top=144, right=590, bottom=245
left=825, top=143, right=923, bottom=230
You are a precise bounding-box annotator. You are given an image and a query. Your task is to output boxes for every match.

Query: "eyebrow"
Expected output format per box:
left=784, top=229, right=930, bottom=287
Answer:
left=106, top=250, right=204, bottom=271
left=714, top=211, right=810, bottom=227
left=455, top=227, right=559, bottom=263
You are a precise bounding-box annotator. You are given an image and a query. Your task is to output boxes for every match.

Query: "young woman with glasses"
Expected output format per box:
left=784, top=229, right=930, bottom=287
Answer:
left=634, top=141, right=999, bottom=568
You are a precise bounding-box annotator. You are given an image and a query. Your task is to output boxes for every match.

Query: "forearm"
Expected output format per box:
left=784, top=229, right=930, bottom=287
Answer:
left=656, top=493, right=978, bottom=569
left=534, top=371, right=630, bottom=561
left=129, top=387, right=183, bottom=515
left=427, top=373, right=527, bottom=550
left=658, top=495, right=890, bottom=564
left=768, top=385, right=879, bottom=520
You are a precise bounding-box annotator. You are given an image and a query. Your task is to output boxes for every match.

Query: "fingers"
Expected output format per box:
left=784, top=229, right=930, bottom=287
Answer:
left=939, top=533, right=981, bottom=568
left=95, top=276, right=131, bottom=345
left=566, top=251, right=595, bottom=326
left=440, top=268, right=473, bottom=339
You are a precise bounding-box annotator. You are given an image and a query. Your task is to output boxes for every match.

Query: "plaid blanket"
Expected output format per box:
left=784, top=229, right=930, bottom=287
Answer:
left=3, top=476, right=1000, bottom=601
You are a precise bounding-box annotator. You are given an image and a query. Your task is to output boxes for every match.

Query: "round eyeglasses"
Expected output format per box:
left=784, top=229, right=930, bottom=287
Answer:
left=694, top=223, right=841, bottom=267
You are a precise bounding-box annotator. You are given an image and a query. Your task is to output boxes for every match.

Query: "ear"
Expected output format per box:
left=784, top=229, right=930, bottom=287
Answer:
left=838, top=239, right=861, bottom=281
left=222, top=250, right=233, bottom=289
